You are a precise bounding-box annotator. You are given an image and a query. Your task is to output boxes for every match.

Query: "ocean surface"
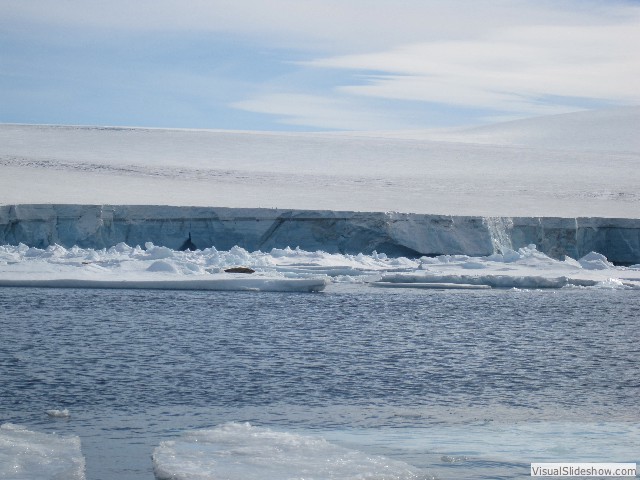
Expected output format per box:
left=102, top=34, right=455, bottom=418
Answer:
left=1, top=285, right=638, bottom=479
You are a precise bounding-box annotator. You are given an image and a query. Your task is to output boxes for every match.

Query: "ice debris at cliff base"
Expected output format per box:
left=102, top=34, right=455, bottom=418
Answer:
left=0, top=423, right=85, bottom=480
left=376, top=245, right=639, bottom=289
left=152, top=422, right=428, bottom=480
left=0, top=243, right=638, bottom=291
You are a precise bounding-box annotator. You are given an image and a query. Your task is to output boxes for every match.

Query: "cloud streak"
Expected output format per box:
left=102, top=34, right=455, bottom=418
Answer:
left=232, top=94, right=412, bottom=131
left=229, top=1, right=640, bottom=127
left=1, top=0, right=639, bottom=129
left=301, top=21, right=640, bottom=120
left=3, top=0, right=635, bottom=52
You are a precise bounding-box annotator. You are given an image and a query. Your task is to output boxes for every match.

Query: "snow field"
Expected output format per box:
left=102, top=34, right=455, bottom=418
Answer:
left=1, top=106, right=639, bottom=217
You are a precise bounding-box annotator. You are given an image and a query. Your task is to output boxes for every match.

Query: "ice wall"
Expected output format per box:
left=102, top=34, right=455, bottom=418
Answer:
left=1, top=204, right=639, bottom=264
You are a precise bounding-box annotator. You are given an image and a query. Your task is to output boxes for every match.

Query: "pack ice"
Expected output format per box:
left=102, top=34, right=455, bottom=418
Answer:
left=0, top=242, right=637, bottom=291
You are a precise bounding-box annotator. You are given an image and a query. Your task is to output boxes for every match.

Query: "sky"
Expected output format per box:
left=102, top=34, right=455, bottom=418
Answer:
left=1, top=0, right=639, bottom=131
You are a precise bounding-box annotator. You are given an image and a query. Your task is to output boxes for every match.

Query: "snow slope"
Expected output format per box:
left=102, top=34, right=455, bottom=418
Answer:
left=1, top=106, right=639, bottom=217
left=429, top=106, right=640, bottom=153
left=362, top=106, right=640, bottom=154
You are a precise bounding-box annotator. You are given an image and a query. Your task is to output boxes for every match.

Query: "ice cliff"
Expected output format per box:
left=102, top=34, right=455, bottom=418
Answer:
left=1, top=205, right=639, bottom=264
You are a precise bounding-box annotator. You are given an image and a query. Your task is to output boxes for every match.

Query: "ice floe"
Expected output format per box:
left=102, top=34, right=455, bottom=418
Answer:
left=45, top=409, right=70, bottom=419
left=380, top=245, right=640, bottom=289
left=152, top=422, right=427, bottom=480
left=0, top=423, right=85, bottom=480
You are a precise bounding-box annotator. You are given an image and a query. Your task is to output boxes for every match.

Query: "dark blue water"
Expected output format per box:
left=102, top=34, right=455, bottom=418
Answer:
left=1, top=287, right=639, bottom=479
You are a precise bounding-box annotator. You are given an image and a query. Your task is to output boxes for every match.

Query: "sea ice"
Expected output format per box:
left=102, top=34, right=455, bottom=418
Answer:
left=152, top=422, right=427, bottom=480
left=0, top=243, right=637, bottom=291
left=378, top=244, right=639, bottom=289
left=45, top=409, right=70, bottom=418
left=0, top=423, right=85, bottom=480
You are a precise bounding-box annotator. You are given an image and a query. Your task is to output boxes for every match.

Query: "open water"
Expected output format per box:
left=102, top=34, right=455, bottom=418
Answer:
left=1, top=286, right=638, bottom=479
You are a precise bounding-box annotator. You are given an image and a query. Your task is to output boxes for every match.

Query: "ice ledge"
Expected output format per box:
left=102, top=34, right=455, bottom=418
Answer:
left=1, top=204, right=639, bottom=264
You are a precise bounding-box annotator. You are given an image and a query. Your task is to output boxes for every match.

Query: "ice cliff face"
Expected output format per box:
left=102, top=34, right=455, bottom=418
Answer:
left=1, top=205, right=639, bottom=264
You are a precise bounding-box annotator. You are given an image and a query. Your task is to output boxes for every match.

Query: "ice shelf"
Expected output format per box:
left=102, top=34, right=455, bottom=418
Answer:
left=1, top=205, right=639, bottom=264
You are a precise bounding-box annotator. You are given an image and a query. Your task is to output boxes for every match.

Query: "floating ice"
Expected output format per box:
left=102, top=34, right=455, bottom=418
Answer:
left=0, top=243, right=638, bottom=291
left=152, top=422, right=427, bottom=480
left=0, top=277, right=329, bottom=293
left=0, top=423, right=85, bottom=480
left=378, top=272, right=605, bottom=289
left=371, top=281, right=491, bottom=290
left=377, top=246, right=638, bottom=289
left=594, top=278, right=628, bottom=289
left=45, top=409, right=70, bottom=418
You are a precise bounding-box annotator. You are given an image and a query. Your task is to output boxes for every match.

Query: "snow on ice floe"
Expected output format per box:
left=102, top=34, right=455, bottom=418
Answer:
left=376, top=244, right=640, bottom=290
left=0, top=243, right=334, bottom=292
left=0, top=242, right=638, bottom=291
left=0, top=423, right=85, bottom=480
left=152, top=422, right=428, bottom=480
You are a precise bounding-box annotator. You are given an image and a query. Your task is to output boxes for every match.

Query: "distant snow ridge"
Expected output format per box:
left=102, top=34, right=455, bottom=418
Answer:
left=152, top=422, right=428, bottom=480
left=434, top=106, right=640, bottom=153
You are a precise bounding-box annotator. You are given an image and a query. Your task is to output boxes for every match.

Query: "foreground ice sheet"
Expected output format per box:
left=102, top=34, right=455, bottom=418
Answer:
left=0, top=242, right=638, bottom=291
left=0, top=424, right=85, bottom=480
left=152, top=422, right=427, bottom=480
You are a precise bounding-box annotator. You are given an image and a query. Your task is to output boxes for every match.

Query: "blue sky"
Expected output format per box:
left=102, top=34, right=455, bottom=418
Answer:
left=1, top=0, right=639, bottom=131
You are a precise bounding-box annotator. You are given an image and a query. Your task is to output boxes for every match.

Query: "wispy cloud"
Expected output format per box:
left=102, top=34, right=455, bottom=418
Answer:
left=304, top=23, right=640, bottom=118
left=3, top=0, right=634, bottom=51
left=233, top=1, right=640, bottom=128
left=1, top=0, right=639, bottom=129
left=232, top=93, right=412, bottom=131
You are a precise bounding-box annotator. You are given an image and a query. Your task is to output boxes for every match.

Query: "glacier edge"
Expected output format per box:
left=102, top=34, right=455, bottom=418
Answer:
left=1, top=205, right=639, bottom=264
